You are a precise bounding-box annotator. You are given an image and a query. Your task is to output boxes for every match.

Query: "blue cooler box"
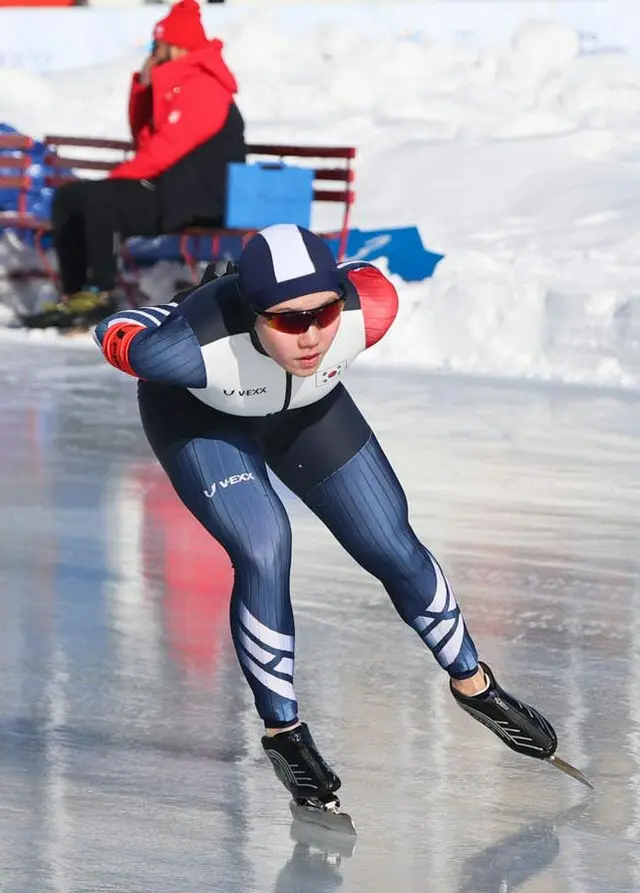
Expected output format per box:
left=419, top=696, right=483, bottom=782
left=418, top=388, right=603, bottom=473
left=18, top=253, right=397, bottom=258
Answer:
left=225, top=162, right=314, bottom=229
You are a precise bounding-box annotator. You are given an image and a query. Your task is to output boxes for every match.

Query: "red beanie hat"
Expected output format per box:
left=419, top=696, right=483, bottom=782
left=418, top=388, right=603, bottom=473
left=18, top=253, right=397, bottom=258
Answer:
left=154, top=0, right=208, bottom=52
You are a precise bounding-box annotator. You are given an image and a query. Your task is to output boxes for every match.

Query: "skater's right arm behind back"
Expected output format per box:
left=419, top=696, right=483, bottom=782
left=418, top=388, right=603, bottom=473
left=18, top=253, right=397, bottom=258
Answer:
left=94, top=301, right=207, bottom=388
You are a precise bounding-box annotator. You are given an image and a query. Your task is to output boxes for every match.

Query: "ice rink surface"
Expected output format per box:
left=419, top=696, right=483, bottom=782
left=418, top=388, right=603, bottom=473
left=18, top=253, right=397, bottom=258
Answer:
left=1, top=341, right=639, bottom=893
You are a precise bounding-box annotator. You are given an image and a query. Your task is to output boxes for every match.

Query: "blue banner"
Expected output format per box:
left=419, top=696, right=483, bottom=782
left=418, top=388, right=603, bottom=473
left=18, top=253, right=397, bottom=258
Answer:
left=326, top=227, right=443, bottom=282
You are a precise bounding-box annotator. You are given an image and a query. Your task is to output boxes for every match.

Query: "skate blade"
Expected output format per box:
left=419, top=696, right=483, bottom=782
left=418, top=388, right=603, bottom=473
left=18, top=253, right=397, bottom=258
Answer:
left=548, top=755, right=594, bottom=790
left=289, top=800, right=357, bottom=837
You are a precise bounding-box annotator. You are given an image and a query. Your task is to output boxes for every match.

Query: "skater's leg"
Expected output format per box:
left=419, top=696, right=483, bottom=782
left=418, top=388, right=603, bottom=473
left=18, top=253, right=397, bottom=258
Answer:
left=264, top=387, right=479, bottom=682
left=304, top=432, right=482, bottom=682
left=140, top=386, right=349, bottom=802
left=266, top=387, right=561, bottom=768
left=138, top=386, right=298, bottom=729
left=303, top=438, right=565, bottom=762
left=304, top=436, right=562, bottom=760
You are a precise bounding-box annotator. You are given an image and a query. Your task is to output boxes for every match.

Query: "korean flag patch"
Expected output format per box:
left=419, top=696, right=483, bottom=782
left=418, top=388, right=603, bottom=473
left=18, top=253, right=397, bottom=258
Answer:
left=315, top=360, right=347, bottom=388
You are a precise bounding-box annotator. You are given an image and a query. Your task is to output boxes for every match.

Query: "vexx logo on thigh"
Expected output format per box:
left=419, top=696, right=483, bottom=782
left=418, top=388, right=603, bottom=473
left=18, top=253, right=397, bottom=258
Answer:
left=203, top=472, right=255, bottom=498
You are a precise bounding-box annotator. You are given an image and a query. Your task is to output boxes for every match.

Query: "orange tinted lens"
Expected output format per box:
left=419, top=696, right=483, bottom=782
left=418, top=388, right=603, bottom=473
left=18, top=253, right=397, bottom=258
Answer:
left=267, top=300, right=344, bottom=334
left=314, top=299, right=344, bottom=328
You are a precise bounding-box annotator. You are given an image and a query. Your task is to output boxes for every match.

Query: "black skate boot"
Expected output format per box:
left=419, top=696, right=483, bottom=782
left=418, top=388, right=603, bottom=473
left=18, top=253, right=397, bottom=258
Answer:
left=262, top=723, right=356, bottom=835
left=451, top=662, right=593, bottom=788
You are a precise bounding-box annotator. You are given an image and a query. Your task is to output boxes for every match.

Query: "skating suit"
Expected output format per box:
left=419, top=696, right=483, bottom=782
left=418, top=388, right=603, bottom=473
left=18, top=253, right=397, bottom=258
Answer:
left=95, top=263, right=479, bottom=726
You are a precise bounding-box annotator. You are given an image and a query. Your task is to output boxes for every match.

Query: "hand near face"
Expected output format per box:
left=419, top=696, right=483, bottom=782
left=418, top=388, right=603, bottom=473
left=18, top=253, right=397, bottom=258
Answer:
left=139, top=53, right=156, bottom=87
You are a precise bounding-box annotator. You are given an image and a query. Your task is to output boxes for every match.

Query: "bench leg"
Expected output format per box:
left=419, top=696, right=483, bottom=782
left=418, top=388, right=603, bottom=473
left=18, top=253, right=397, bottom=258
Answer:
left=179, top=233, right=200, bottom=283
left=34, top=229, right=60, bottom=292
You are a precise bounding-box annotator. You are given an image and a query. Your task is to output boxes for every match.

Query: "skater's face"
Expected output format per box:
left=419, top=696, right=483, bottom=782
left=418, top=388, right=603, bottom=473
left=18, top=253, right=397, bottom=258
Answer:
left=254, top=290, right=344, bottom=377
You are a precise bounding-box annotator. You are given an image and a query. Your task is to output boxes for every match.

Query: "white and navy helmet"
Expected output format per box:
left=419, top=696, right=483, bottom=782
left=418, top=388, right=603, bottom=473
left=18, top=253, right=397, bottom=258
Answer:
left=238, top=224, right=341, bottom=311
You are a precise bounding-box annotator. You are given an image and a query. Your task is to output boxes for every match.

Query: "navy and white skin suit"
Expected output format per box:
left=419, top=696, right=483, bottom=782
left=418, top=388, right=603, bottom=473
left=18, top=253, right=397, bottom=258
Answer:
left=94, top=256, right=479, bottom=728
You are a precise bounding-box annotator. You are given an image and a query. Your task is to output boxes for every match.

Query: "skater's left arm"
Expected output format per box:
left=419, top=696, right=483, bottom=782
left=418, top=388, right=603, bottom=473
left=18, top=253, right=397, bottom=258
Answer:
left=341, top=262, right=399, bottom=347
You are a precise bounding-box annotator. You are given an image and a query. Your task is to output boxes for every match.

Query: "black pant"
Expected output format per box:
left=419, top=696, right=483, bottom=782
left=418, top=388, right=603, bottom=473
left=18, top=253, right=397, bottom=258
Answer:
left=52, top=178, right=161, bottom=294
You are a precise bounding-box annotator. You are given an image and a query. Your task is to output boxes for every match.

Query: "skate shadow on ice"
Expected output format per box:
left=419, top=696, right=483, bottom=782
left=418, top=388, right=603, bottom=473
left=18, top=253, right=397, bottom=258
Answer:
left=271, top=819, right=356, bottom=893
left=456, top=800, right=591, bottom=893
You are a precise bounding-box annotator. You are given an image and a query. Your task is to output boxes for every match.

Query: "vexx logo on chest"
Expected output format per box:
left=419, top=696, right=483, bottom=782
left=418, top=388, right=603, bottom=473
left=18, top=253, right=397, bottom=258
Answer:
left=223, top=387, right=267, bottom=397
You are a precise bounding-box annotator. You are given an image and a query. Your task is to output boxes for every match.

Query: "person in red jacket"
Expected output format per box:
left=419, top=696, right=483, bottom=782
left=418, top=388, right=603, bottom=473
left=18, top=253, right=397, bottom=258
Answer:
left=24, top=0, right=246, bottom=330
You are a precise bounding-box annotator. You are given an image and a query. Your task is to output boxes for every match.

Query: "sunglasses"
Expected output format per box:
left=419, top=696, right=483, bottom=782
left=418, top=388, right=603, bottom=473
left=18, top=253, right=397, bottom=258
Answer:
left=257, top=296, right=345, bottom=335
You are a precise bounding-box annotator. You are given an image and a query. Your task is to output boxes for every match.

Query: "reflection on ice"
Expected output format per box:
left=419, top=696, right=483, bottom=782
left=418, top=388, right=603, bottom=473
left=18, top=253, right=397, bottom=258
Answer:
left=272, top=820, right=356, bottom=893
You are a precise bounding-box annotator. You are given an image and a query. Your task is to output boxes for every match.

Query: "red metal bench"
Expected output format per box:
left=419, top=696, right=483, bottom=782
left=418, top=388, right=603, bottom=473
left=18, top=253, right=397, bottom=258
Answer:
left=0, top=133, right=356, bottom=290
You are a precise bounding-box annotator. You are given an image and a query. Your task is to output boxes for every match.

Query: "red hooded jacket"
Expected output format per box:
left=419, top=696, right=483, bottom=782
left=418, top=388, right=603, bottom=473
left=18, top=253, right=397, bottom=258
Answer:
left=110, top=39, right=238, bottom=181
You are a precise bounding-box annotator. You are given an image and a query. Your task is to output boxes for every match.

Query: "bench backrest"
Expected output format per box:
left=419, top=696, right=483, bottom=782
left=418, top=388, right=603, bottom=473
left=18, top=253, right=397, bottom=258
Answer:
left=0, top=134, right=356, bottom=257
left=43, top=135, right=355, bottom=247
